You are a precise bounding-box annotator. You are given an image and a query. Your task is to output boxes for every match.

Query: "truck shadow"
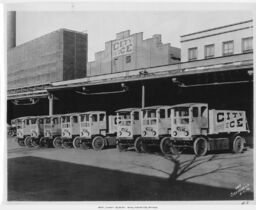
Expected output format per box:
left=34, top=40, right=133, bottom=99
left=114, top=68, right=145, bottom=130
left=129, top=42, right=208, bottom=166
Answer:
left=8, top=156, right=253, bottom=201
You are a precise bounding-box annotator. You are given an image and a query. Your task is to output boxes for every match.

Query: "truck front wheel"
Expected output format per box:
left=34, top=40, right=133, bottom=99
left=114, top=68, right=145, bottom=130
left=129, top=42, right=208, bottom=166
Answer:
left=232, top=135, right=245, bottom=154
left=31, top=138, right=40, bottom=148
left=24, top=136, right=33, bottom=148
left=160, top=137, right=172, bottom=154
left=134, top=137, right=144, bottom=153
left=193, top=136, right=208, bottom=156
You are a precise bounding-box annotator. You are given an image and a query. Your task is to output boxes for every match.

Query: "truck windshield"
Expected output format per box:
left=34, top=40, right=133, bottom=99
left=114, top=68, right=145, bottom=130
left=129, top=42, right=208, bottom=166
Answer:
left=80, top=114, right=90, bottom=122
left=174, top=107, right=189, bottom=117
left=118, top=112, right=131, bottom=126
left=143, top=110, right=156, bottom=119
left=173, top=107, right=190, bottom=125
left=30, top=119, right=37, bottom=124
left=142, top=109, right=157, bottom=125
left=45, top=118, right=51, bottom=124
left=62, top=116, right=70, bottom=123
left=17, top=120, right=23, bottom=129
left=11, top=120, right=16, bottom=126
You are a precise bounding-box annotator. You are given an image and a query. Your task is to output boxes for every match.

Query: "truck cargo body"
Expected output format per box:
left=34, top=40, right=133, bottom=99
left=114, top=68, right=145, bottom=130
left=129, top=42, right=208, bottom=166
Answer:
left=209, top=110, right=248, bottom=134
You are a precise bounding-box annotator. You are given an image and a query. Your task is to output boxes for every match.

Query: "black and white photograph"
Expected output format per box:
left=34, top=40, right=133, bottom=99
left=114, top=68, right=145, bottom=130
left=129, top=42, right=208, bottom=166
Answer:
left=3, top=1, right=255, bottom=205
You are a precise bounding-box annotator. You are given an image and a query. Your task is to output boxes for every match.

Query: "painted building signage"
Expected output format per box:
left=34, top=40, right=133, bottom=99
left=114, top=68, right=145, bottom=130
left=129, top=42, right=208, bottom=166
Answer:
left=112, top=37, right=133, bottom=57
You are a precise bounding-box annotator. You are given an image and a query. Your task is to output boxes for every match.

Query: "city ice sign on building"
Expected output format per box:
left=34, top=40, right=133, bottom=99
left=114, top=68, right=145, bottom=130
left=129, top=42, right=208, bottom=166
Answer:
left=112, top=36, right=133, bottom=57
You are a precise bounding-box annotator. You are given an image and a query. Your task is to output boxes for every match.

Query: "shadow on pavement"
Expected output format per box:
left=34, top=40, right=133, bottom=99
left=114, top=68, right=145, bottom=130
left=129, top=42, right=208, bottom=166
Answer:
left=8, top=156, right=253, bottom=201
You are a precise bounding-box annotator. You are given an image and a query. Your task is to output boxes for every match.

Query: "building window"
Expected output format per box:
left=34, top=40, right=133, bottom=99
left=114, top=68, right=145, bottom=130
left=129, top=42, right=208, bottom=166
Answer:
left=205, top=44, right=214, bottom=58
left=223, top=41, right=234, bottom=56
left=242, top=37, right=253, bottom=52
left=188, top=47, right=197, bottom=61
left=126, top=55, right=131, bottom=63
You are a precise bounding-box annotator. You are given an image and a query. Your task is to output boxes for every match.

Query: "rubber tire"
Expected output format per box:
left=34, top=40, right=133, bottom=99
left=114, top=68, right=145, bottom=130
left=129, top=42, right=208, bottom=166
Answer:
left=53, top=136, right=63, bottom=148
left=134, top=137, right=143, bottom=153
left=39, top=137, right=46, bottom=147
left=193, top=136, right=208, bottom=156
left=17, top=138, right=25, bottom=147
left=24, top=136, right=33, bottom=148
left=62, top=139, right=73, bottom=149
left=8, top=130, right=13, bottom=136
left=232, top=135, right=245, bottom=153
left=160, top=137, right=172, bottom=154
left=92, top=136, right=105, bottom=151
left=31, top=138, right=40, bottom=148
left=73, top=137, right=81, bottom=149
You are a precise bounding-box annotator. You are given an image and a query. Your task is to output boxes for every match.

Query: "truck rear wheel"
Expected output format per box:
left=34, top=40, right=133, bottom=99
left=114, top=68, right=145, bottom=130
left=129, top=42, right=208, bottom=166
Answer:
left=92, top=136, right=105, bottom=151
left=232, top=135, right=245, bottom=153
left=31, top=138, right=40, bottom=148
left=193, top=136, right=208, bottom=156
left=39, top=137, right=46, bottom=147
left=134, top=137, right=144, bottom=153
left=17, top=138, right=25, bottom=147
left=53, top=136, right=63, bottom=148
left=24, top=136, right=33, bottom=148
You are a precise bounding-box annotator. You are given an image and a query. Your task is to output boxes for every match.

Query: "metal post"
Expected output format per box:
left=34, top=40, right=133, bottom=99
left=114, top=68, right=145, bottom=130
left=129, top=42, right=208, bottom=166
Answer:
left=142, top=84, right=145, bottom=108
left=48, top=94, right=54, bottom=116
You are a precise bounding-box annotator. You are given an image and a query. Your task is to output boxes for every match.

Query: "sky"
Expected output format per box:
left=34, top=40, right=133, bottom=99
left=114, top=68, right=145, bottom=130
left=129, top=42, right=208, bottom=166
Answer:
left=16, top=10, right=252, bottom=61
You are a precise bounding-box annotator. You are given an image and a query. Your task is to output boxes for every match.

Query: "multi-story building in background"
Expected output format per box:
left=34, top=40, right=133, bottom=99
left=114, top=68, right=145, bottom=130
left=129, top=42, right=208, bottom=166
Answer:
left=8, top=29, right=88, bottom=90
left=181, top=20, right=253, bottom=62
left=87, top=30, right=180, bottom=76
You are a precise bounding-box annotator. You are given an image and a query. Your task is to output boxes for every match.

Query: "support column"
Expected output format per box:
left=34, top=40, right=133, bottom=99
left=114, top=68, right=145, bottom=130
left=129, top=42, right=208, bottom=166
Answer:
left=142, top=84, right=145, bottom=108
left=48, top=93, right=54, bottom=116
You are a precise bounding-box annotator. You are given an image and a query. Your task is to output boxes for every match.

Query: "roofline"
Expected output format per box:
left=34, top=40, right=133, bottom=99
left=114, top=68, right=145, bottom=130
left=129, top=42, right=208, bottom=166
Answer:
left=142, top=105, right=174, bottom=110
left=181, top=19, right=253, bottom=38
left=171, top=103, right=208, bottom=108
left=83, top=111, right=106, bottom=114
left=115, top=108, right=141, bottom=112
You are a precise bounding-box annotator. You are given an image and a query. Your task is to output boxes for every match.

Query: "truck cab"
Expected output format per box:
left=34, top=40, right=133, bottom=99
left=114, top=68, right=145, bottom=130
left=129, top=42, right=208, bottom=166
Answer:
left=54, top=113, right=80, bottom=148
left=24, top=116, right=45, bottom=147
left=73, top=111, right=115, bottom=151
left=8, top=118, right=17, bottom=136
left=171, top=103, right=208, bottom=139
left=138, top=106, right=173, bottom=152
left=40, top=115, right=61, bottom=147
left=16, top=116, right=30, bottom=146
left=80, top=111, right=107, bottom=139
left=115, top=108, right=141, bottom=151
